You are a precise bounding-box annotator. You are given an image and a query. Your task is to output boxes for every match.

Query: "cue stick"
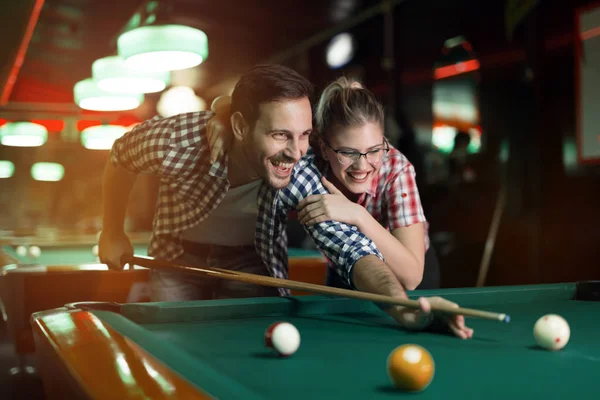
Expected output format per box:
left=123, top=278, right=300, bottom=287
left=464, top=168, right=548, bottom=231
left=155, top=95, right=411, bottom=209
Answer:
left=475, top=183, right=507, bottom=288
left=122, top=255, right=510, bottom=323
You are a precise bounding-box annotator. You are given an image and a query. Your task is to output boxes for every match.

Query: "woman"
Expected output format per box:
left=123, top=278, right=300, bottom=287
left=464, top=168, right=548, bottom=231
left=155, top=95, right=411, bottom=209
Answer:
left=298, top=78, right=439, bottom=291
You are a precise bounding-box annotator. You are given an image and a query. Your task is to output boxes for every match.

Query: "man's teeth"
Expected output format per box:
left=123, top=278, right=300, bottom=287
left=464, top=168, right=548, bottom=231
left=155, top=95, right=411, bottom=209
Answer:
left=271, top=160, right=293, bottom=169
left=349, top=172, right=368, bottom=180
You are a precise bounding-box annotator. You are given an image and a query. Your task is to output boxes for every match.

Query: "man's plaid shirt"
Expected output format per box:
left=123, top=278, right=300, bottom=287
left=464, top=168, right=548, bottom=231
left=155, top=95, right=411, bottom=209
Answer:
left=110, top=112, right=383, bottom=296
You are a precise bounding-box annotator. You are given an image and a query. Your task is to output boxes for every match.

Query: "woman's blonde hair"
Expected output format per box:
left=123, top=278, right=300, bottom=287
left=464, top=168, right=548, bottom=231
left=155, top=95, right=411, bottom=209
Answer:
left=314, top=77, right=384, bottom=139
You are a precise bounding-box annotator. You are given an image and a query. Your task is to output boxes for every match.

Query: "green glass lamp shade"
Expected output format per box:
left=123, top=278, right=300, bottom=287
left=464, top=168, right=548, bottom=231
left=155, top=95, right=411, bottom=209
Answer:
left=81, top=125, right=128, bottom=150
left=0, top=122, right=48, bottom=147
left=74, top=79, right=143, bottom=111
left=93, top=56, right=170, bottom=94
left=0, top=161, right=15, bottom=178
left=31, top=162, right=65, bottom=182
left=118, top=24, right=208, bottom=72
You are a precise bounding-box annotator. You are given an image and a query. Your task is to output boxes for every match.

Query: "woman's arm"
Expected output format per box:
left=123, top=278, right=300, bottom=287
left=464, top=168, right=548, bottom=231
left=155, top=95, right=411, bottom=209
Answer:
left=353, top=209, right=424, bottom=290
left=297, top=175, right=425, bottom=290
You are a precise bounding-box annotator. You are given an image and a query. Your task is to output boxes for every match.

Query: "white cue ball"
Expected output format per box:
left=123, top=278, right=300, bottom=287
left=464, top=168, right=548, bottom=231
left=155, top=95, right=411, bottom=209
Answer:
left=533, top=314, right=570, bottom=351
left=28, top=245, right=41, bottom=258
left=265, top=322, right=301, bottom=357
left=92, top=245, right=99, bottom=257
left=16, top=246, right=27, bottom=257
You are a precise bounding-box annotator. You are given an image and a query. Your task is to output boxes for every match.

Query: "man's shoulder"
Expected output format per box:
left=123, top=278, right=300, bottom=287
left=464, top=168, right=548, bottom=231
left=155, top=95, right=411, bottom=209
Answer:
left=164, top=111, right=216, bottom=146
left=279, top=149, right=324, bottom=199
left=291, top=149, right=321, bottom=183
left=293, top=148, right=319, bottom=173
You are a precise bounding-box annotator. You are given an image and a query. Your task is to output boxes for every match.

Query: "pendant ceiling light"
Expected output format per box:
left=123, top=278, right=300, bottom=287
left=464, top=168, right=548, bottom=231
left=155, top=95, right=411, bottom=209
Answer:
left=326, top=33, right=355, bottom=69
left=81, top=125, right=128, bottom=150
left=93, top=56, right=170, bottom=94
left=118, top=24, right=208, bottom=72
left=156, top=86, right=206, bottom=117
left=0, top=121, right=48, bottom=147
left=0, top=161, right=15, bottom=178
left=31, top=162, right=64, bottom=182
left=74, top=79, right=143, bottom=111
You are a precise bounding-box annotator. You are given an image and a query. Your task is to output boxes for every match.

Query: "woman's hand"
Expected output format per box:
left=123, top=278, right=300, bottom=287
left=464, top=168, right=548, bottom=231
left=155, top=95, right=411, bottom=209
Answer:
left=297, top=176, right=365, bottom=226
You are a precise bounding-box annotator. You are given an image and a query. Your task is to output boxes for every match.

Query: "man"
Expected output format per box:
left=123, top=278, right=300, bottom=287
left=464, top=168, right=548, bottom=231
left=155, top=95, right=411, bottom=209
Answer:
left=99, top=64, right=472, bottom=337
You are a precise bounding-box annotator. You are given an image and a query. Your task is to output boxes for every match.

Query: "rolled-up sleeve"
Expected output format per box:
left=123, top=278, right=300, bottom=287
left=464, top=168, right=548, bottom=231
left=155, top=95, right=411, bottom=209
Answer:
left=280, top=160, right=384, bottom=287
left=110, top=116, right=175, bottom=174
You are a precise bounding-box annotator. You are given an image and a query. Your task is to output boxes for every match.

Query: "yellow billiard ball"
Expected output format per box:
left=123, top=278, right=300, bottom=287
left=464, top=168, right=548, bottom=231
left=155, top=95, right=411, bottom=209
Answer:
left=387, top=344, right=435, bottom=391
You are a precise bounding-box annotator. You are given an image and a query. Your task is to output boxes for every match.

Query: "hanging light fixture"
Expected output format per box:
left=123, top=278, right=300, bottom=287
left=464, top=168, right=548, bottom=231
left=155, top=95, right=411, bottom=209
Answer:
left=0, top=121, right=48, bottom=147
left=74, top=78, right=143, bottom=111
left=31, top=162, right=64, bottom=182
left=156, top=86, right=206, bottom=117
left=81, top=125, right=128, bottom=150
left=0, top=161, right=15, bottom=178
left=93, top=56, right=170, bottom=94
left=326, top=33, right=355, bottom=69
left=118, top=24, right=208, bottom=72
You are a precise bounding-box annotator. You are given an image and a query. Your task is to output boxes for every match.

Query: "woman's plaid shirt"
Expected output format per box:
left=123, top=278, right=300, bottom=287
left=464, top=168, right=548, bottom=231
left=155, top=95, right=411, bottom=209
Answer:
left=110, top=112, right=383, bottom=296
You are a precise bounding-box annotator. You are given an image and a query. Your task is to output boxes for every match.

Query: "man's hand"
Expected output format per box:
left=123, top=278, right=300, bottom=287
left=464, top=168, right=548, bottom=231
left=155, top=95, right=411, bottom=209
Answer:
left=388, top=296, right=474, bottom=339
left=98, top=230, right=134, bottom=271
left=297, top=176, right=365, bottom=226
left=207, top=95, right=233, bottom=163
left=206, top=116, right=231, bottom=163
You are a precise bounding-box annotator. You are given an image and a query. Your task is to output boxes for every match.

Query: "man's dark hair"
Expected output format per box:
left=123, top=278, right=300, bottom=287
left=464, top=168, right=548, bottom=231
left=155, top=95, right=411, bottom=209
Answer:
left=231, top=64, right=314, bottom=126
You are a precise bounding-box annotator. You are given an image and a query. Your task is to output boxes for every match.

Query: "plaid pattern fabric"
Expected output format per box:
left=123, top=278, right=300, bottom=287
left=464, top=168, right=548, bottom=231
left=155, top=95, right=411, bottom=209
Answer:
left=316, top=145, right=429, bottom=251
left=357, top=147, right=430, bottom=250
left=110, top=112, right=383, bottom=296
left=257, top=153, right=384, bottom=293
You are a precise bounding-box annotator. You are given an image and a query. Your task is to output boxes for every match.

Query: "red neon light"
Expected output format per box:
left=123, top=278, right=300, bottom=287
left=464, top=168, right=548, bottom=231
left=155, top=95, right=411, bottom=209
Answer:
left=31, top=119, right=65, bottom=132
left=76, top=120, right=103, bottom=131
left=110, top=116, right=141, bottom=127
left=434, top=59, right=480, bottom=80
left=0, top=0, right=45, bottom=105
left=581, top=26, right=600, bottom=40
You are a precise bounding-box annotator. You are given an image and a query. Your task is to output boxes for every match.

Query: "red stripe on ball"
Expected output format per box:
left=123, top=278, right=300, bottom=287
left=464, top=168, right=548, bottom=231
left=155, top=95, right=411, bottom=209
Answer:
left=265, top=322, right=280, bottom=348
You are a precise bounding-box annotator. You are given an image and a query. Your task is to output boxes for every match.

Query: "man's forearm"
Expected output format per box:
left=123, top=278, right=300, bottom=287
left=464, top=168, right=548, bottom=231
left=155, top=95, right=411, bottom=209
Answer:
left=102, top=159, right=137, bottom=233
left=351, top=255, right=408, bottom=299
left=355, top=210, right=423, bottom=290
left=352, top=255, right=434, bottom=330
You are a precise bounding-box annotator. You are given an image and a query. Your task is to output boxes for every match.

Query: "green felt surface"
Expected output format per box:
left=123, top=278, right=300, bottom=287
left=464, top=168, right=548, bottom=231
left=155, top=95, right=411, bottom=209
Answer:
left=2, top=245, right=316, bottom=265
left=2, top=244, right=149, bottom=265
left=287, top=248, right=323, bottom=258
left=92, top=283, right=600, bottom=400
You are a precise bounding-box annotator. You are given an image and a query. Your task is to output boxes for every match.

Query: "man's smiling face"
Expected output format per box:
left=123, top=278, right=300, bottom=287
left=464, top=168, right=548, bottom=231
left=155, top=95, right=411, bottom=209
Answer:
left=242, top=97, right=313, bottom=189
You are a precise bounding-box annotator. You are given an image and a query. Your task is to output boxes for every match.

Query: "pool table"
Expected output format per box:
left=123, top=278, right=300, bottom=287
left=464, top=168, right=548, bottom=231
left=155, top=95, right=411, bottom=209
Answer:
left=0, top=239, right=151, bottom=366
left=0, top=231, right=152, bottom=267
left=31, top=281, right=599, bottom=399
left=0, top=239, right=325, bottom=365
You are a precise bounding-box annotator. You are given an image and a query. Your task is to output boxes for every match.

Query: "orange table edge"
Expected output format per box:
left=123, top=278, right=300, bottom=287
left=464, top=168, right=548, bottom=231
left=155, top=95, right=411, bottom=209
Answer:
left=31, top=307, right=212, bottom=400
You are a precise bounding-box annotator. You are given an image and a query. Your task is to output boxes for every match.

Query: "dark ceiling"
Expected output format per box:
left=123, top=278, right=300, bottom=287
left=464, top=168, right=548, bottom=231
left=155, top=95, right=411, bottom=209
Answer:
left=1, top=0, right=592, bottom=118
left=1, top=0, right=379, bottom=110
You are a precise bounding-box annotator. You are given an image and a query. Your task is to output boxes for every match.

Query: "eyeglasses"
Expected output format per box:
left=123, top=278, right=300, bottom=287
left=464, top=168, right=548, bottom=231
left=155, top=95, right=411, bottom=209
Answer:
left=323, top=139, right=390, bottom=166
